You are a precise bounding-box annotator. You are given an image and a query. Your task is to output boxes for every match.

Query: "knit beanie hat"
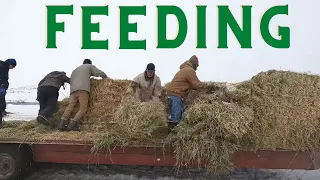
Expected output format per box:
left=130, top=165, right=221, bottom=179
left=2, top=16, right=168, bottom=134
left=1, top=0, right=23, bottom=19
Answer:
left=6, top=59, right=17, bottom=67
left=83, top=59, right=92, bottom=64
left=146, top=63, right=155, bottom=71
left=189, top=55, right=199, bottom=66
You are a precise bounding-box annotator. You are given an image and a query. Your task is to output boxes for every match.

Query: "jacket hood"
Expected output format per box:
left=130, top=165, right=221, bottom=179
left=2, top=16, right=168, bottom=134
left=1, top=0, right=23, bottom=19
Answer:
left=179, top=60, right=194, bottom=70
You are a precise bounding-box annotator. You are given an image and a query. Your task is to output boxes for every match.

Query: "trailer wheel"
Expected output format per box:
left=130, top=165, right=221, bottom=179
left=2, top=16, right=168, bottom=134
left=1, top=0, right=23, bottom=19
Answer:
left=0, top=146, right=26, bottom=180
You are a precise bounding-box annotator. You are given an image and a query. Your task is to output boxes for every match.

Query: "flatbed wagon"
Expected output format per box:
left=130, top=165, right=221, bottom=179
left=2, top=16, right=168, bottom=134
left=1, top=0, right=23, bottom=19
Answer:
left=0, top=140, right=320, bottom=180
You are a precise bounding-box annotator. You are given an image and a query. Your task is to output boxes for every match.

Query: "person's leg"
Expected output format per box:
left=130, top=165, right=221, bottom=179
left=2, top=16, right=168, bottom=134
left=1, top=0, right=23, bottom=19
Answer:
left=3, top=95, right=6, bottom=116
left=39, top=87, right=59, bottom=119
left=67, top=91, right=89, bottom=131
left=37, top=87, right=47, bottom=115
left=37, top=87, right=54, bottom=126
left=61, top=92, right=78, bottom=121
left=169, top=96, right=183, bottom=125
left=0, top=95, right=6, bottom=128
left=58, top=92, right=78, bottom=131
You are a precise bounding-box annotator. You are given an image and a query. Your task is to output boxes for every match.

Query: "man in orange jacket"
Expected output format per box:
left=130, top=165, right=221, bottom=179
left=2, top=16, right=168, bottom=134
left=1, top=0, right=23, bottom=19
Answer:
left=166, top=55, right=206, bottom=127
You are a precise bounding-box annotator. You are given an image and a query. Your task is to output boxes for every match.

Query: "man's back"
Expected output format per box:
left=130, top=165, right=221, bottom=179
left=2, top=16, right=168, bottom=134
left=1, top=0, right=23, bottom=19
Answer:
left=0, top=61, right=9, bottom=90
left=70, top=64, right=107, bottom=94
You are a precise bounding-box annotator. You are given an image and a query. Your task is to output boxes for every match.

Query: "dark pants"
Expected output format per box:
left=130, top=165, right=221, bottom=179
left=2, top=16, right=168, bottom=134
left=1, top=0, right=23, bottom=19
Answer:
left=37, top=86, right=59, bottom=119
left=0, top=95, right=5, bottom=127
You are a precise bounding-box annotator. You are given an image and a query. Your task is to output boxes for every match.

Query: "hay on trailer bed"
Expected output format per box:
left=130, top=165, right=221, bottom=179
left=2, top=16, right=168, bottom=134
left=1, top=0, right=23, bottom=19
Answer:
left=230, top=70, right=320, bottom=151
left=167, top=93, right=254, bottom=173
left=162, top=70, right=320, bottom=173
left=0, top=78, right=169, bottom=144
left=1, top=70, right=320, bottom=174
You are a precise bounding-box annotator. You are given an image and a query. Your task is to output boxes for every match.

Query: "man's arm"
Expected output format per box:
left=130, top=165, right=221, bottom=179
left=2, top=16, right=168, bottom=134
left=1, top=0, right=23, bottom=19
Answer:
left=0, top=83, right=8, bottom=90
left=153, top=77, right=162, bottom=98
left=187, top=70, right=204, bottom=90
left=131, top=75, right=141, bottom=93
left=91, top=65, right=108, bottom=78
left=61, top=73, right=70, bottom=84
left=131, top=81, right=140, bottom=93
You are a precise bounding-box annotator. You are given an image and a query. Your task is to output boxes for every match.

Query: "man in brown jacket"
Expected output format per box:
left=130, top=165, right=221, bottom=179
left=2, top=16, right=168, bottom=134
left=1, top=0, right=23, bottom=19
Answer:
left=166, top=55, right=206, bottom=126
left=58, top=59, right=107, bottom=131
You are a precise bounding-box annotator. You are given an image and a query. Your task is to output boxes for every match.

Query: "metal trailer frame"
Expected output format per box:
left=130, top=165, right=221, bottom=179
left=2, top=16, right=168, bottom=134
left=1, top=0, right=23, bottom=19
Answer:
left=1, top=140, right=320, bottom=180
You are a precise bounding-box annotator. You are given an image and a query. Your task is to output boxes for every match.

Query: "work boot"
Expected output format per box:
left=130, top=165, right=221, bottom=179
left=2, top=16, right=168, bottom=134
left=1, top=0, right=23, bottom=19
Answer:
left=167, top=121, right=178, bottom=133
left=66, top=120, right=80, bottom=132
left=37, top=115, right=52, bottom=126
left=58, top=119, right=68, bottom=131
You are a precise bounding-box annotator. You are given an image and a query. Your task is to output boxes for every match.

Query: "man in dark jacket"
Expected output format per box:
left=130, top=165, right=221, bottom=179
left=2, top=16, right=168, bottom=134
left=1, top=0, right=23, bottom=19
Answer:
left=0, top=59, right=17, bottom=128
left=36, top=71, right=70, bottom=126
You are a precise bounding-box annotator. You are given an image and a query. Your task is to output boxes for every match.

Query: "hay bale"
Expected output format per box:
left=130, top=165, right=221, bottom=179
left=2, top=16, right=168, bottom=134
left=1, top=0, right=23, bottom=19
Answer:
left=2, top=69, right=320, bottom=174
left=84, top=78, right=132, bottom=127
left=233, top=70, right=320, bottom=151
left=182, top=94, right=254, bottom=139
left=52, top=78, right=132, bottom=130
left=168, top=93, right=254, bottom=173
left=113, top=96, right=169, bottom=140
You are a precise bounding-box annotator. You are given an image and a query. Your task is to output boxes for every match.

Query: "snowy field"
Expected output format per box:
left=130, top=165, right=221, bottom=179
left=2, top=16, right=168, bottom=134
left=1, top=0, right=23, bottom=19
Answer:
left=3, top=86, right=320, bottom=180
left=3, top=85, right=69, bottom=121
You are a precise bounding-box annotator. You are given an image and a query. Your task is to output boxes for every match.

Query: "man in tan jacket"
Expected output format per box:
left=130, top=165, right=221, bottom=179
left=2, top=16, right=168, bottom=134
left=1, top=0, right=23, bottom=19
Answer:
left=130, top=63, right=162, bottom=102
left=166, top=55, right=206, bottom=127
left=59, top=59, right=108, bottom=131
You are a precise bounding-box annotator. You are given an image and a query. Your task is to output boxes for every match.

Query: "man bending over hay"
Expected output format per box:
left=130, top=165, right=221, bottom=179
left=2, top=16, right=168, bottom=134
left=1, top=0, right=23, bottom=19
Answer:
left=166, top=55, right=210, bottom=128
left=58, top=59, right=108, bottom=131
left=130, top=63, right=162, bottom=102
left=36, top=71, right=70, bottom=126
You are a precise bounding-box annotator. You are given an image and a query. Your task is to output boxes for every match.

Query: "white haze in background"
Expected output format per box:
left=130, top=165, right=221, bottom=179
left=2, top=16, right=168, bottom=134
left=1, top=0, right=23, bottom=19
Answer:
left=1, top=1, right=320, bottom=179
left=0, top=0, right=319, bottom=91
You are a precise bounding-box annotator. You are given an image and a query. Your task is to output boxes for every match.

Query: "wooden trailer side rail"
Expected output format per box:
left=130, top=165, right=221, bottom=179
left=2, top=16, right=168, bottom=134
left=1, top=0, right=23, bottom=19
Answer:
left=1, top=140, right=320, bottom=170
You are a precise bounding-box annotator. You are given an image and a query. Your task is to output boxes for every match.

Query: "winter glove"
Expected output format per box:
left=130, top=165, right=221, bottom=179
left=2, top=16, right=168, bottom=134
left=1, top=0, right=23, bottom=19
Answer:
left=0, top=88, right=6, bottom=97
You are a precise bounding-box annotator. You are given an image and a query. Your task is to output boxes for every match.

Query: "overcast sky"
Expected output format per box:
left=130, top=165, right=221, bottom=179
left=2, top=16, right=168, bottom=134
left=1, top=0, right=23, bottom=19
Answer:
left=0, top=0, right=318, bottom=89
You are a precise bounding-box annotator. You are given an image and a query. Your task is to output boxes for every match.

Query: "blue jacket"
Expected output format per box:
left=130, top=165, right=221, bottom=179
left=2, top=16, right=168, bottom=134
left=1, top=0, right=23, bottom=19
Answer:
left=0, top=61, right=9, bottom=90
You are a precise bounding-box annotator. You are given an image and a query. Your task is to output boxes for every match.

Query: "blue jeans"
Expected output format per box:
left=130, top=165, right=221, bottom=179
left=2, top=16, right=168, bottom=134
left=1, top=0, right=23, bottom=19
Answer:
left=169, top=95, right=184, bottom=123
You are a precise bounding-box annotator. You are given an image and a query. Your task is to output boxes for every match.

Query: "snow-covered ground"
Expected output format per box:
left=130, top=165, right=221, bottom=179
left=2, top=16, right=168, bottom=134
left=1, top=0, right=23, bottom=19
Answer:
left=3, top=85, right=320, bottom=179
left=3, top=85, right=70, bottom=121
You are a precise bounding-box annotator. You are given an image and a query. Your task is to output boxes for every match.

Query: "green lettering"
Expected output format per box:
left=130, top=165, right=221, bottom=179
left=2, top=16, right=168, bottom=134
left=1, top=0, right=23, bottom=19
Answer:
left=260, top=5, right=290, bottom=48
left=119, top=6, right=146, bottom=50
left=157, top=6, right=188, bottom=48
left=46, top=5, right=73, bottom=48
left=218, top=6, right=252, bottom=48
left=196, top=6, right=207, bottom=48
left=81, top=6, right=109, bottom=50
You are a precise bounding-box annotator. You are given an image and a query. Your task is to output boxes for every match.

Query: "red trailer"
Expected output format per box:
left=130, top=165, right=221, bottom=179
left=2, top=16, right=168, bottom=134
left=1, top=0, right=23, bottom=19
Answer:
left=0, top=139, right=320, bottom=180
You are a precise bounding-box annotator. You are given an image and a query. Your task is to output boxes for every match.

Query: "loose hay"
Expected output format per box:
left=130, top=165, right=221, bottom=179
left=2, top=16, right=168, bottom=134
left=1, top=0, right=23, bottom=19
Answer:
left=113, top=96, right=169, bottom=140
left=182, top=94, right=254, bottom=139
left=232, top=70, right=320, bottom=151
left=1, top=70, right=320, bottom=174
left=167, top=93, right=254, bottom=172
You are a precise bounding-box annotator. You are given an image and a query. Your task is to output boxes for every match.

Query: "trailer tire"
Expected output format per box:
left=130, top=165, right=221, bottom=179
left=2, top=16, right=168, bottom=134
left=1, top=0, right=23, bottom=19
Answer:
left=0, top=145, right=26, bottom=180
